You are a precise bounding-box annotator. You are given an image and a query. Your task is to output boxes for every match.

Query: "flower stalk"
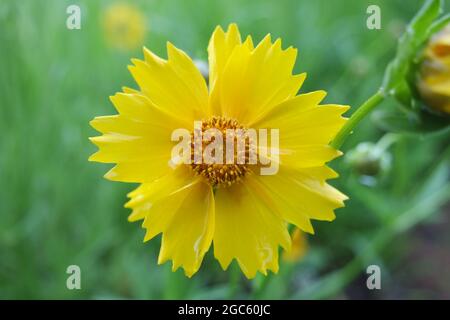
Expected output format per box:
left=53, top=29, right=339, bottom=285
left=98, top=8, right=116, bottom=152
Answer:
left=331, top=91, right=385, bottom=150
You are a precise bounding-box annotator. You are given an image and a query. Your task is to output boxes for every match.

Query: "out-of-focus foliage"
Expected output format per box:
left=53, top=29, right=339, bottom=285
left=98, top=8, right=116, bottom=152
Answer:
left=0, top=0, right=449, bottom=299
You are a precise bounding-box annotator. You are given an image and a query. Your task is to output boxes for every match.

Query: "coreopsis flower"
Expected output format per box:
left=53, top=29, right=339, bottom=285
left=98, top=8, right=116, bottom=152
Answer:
left=282, top=229, right=308, bottom=263
left=102, top=3, right=146, bottom=51
left=89, top=24, right=349, bottom=278
left=417, top=23, right=450, bottom=114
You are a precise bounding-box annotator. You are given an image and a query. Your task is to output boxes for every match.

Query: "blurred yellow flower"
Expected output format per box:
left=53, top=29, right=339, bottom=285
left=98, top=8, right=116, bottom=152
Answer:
left=89, top=24, right=348, bottom=278
left=102, top=3, right=146, bottom=51
left=418, top=23, right=450, bottom=114
left=283, top=229, right=308, bottom=262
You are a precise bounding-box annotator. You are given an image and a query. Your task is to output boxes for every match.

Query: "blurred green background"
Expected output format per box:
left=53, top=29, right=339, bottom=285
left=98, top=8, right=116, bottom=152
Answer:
left=1, top=0, right=449, bottom=299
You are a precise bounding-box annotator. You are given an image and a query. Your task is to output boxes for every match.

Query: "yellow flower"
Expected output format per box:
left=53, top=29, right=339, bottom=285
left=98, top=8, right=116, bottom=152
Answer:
left=282, top=229, right=308, bottom=262
left=102, top=3, right=146, bottom=51
left=418, top=23, right=450, bottom=114
left=89, top=24, right=349, bottom=278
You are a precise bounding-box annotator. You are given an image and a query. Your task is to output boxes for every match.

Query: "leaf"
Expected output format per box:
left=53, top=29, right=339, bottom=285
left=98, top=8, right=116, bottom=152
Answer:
left=426, top=13, right=450, bottom=38
left=372, top=107, right=450, bottom=134
left=410, top=0, right=442, bottom=37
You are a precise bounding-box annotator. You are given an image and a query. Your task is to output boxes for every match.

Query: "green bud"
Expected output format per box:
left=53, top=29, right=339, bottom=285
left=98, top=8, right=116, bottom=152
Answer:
left=346, top=142, right=392, bottom=177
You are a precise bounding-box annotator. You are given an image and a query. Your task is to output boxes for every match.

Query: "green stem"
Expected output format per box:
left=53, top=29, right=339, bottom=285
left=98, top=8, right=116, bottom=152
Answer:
left=331, top=91, right=385, bottom=150
left=228, top=262, right=240, bottom=299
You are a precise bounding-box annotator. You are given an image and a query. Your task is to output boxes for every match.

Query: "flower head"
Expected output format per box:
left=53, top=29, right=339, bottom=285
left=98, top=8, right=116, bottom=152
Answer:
left=89, top=24, right=349, bottom=278
left=102, top=2, right=146, bottom=51
left=417, top=23, right=450, bottom=114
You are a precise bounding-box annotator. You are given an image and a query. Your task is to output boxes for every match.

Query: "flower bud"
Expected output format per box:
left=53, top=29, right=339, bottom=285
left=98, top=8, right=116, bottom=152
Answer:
left=345, top=142, right=391, bottom=178
left=417, top=23, right=450, bottom=115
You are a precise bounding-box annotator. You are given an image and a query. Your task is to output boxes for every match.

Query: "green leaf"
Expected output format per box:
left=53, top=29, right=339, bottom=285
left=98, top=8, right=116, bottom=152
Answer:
left=410, top=0, right=442, bottom=37
left=372, top=108, right=450, bottom=134
left=426, top=13, right=450, bottom=38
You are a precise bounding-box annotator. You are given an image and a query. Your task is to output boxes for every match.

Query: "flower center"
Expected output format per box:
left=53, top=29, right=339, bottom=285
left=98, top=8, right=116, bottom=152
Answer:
left=190, top=116, right=254, bottom=188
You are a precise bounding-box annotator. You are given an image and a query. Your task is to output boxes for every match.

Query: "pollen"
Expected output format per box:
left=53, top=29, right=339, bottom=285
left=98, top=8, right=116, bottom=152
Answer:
left=190, top=116, right=255, bottom=188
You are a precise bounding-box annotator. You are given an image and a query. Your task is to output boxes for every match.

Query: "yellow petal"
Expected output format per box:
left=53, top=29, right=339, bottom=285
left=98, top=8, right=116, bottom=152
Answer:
left=247, top=165, right=347, bottom=233
left=138, top=179, right=199, bottom=242
left=245, top=174, right=314, bottom=234
left=214, top=34, right=305, bottom=125
left=110, top=92, right=189, bottom=129
left=278, top=145, right=342, bottom=169
left=208, top=23, right=242, bottom=93
left=258, top=143, right=342, bottom=171
left=251, top=90, right=327, bottom=126
left=253, top=92, right=349, bottom=146
left=166, top=42, right=210, bottom=113
left=104, top=158, right=174, bottom=183
left=157, top=181, right=215, bottom=277
left=213, top=183, right=291, bottom=278
left=125, top=165, right=196, bottom=222
left=88, top=132, right=170, bottom=163
left=208, top=24, right=254, bottom=117
left=88, top=131, right=172, bottom=182
left=90, top=115, right=166, bottom=137
left=89, top=92, right=189, bottom=182
left=128, top=44, right=208, bottom=122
